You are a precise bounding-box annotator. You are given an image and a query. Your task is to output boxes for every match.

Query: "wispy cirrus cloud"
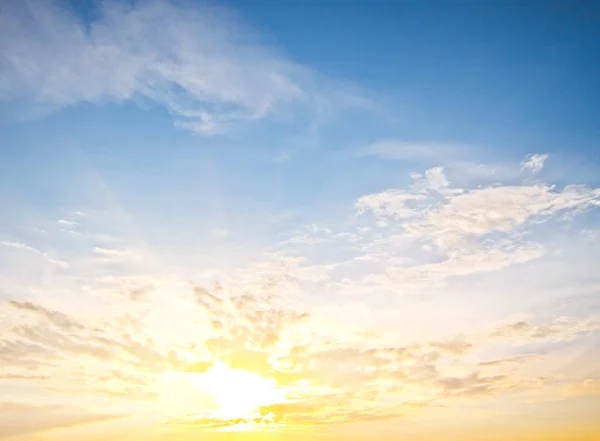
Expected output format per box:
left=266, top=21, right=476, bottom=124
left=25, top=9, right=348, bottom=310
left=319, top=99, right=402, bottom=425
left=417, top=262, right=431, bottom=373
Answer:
left=0, top=0, right=368, bottom=134
left=358, top=139, right=468, bottom=161
left=357, top=139, right=528, bottom=185
left=0, top=240, right=68, bottom=268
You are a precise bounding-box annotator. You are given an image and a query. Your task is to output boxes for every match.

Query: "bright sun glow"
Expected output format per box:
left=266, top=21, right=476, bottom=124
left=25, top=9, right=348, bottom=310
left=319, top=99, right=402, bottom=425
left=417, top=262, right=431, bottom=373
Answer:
left=193, top=361, right=286, bottom=420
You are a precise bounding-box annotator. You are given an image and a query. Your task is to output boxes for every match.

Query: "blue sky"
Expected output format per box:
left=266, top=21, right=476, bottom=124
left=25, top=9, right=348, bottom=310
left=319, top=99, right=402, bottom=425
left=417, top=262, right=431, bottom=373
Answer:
left=224, top=0, right=600, bottom=143
left=1, top=1, right=600, bottom=440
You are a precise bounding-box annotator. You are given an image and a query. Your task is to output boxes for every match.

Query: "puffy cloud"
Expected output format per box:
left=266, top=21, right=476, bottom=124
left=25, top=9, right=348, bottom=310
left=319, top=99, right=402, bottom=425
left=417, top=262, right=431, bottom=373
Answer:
left=348, top=161, right=600, bottom=293
left=299, top=157, right=594, bottom=298
left=521, top=153, right=549, bottom=174
left=420, top=167, right=451, bottom=192
left=422, top=184, right=598, bottom=245
left=191, top=281, right=311, bottom=371
left=356, top=191, right=427, bottom=219
left=358, top=180, right=600, bottom=249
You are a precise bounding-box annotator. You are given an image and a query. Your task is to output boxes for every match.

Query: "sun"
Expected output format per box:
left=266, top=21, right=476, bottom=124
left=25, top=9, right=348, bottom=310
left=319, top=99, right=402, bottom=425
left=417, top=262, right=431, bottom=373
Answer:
left=192, top=361, right=286, bottom=420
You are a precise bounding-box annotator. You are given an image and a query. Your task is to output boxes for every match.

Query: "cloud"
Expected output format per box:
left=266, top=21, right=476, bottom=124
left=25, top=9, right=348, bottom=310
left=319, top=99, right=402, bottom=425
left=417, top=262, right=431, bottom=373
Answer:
left=358, top=140, right=467, bottom=161
left=0, top=0, right=367, bottom=134
left=521, top=153, right=549, bottom=174
left=192, top=282, right=310, bottom=362
left=357, top=168, right=600, bottom=249
left=8, top=300, right=84, bottom=331
left=0, top=240, right=68, bottom=267
left=0, top=299, right=191, bottom=379
left=492, top=317, right=600, bottom=342
left=57, top=219, right=77, bottom=226
left=429, top=341, right=473, bottom=356
left=560, top=379, right=600, bottom=397
left=358, top=140, right=543, bottom=185
left=346, top=163, right=598, bottom=292
left=0, top=373, right=50, bottom=380
left=356, top=191, right=427, bottom=219
left=93, top=246, right=141, bottom=261
left=279, top=224, right=360, bottom=247
left=0, top=402, right=124, bottom=439
left=479, top=354, right=538, bottom=367
left=352, top=241, right=544, bottom=296
left=2, top=287, right=596, bottom=434
left=269, top=154, right=600, bottom=301
left=1, top=166, right=599, bottom=435
left=177, top=391, right=406, bottom=429
left=169, top=314, right=589, bottom=430
left=415, top=166, right=451, bottom=193
left=435, top=371, right=508, bottom=397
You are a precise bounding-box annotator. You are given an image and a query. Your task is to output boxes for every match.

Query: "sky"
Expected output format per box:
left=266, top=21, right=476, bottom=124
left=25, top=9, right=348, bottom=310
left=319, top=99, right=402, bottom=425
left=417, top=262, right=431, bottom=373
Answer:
left=1, top=0, right=600, bottom=440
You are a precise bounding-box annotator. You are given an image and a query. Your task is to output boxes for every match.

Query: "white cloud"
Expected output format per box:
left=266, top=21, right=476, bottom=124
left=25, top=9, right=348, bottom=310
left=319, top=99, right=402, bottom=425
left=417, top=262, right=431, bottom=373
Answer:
left=356, top=190, right=426, bottom=219
left=93, top=246, right=141, bottom=261
left=0, top=240, right=68, bottom=268
left=358, top=140, right=548, bottom=187
left=358, top=170, right=600, bottom=250
left=331, top=162, right=600, bottom=293
left=374, top=241, right=545, bottom=291
left=424, top=184, right=599, bottom=247
left=521, top=153, right=549, bottom=174
left=0, top=0, right=366, bottom=134
left=57, top=219, right=77, bottom=226
left=423, top=167, right=450, bottom=191
left=358, top=140, right=466, bottom=161
left=410, top=167, right=463, bottom=196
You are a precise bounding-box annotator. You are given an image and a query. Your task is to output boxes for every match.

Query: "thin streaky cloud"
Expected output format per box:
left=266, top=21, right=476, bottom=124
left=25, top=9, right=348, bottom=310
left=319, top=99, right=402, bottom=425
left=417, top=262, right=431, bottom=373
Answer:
left=0, top=240, right=68, bottom=268
left=358, top=139, right=468, bottom=161
left=0, top=0, right=368, bottom=135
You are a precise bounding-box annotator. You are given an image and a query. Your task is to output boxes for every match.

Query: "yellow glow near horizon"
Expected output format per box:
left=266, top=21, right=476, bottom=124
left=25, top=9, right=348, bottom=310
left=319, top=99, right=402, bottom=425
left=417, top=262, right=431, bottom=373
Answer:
left=193, top=361, right=286, bottom=420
